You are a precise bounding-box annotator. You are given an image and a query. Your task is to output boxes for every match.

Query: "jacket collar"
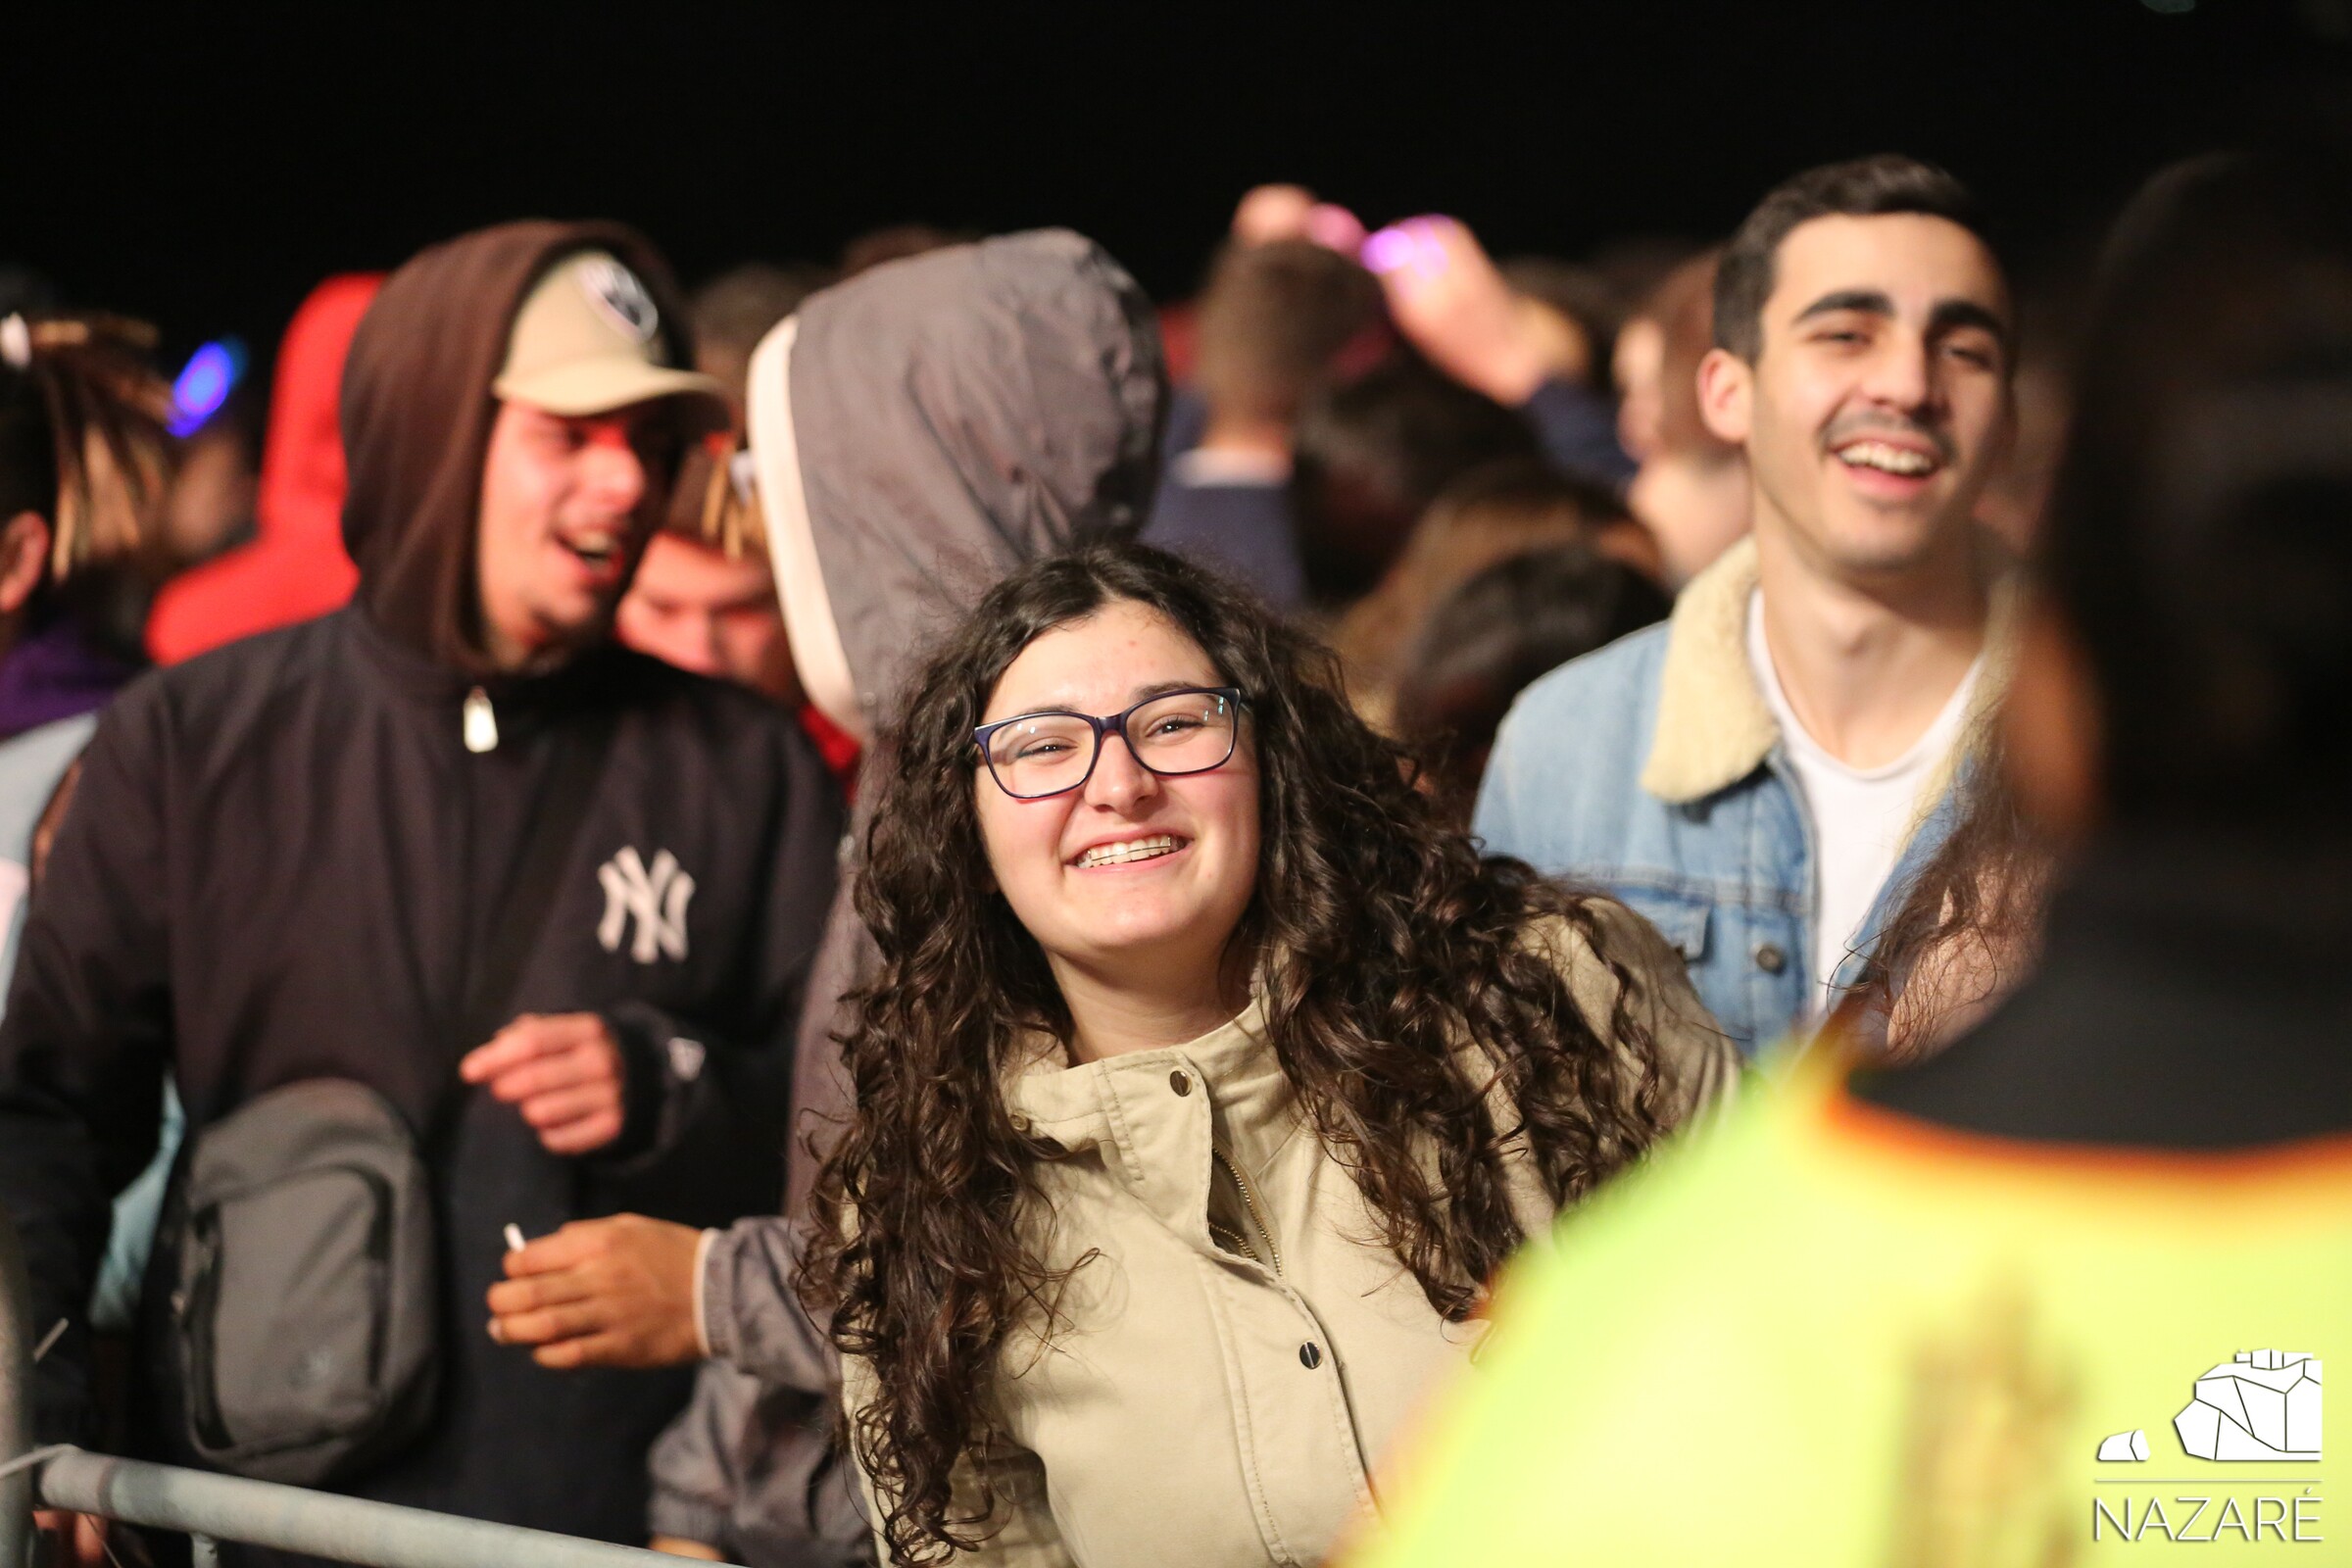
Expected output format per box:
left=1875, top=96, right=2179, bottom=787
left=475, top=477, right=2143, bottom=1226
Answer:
left=1004, top=998, right=1298, bottom=1163
left=1639, top=533, right=2022, bottom=809
left=1640, top=536, right=1776, bottom=805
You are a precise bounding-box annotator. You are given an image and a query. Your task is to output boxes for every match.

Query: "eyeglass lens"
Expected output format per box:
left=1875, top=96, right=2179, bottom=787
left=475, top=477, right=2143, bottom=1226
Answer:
left=984, top=692, right=1238, bottom=799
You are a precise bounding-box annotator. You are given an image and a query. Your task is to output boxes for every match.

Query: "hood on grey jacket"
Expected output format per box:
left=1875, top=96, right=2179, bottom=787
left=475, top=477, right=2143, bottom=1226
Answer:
left=748, top=227, right=1166, bottom=740
left=660, top=226, right=1166, bottom=1565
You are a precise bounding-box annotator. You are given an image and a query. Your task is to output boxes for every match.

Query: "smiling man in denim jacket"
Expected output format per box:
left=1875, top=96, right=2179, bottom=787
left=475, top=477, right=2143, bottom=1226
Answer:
left=1475, top=156, right=2018, bottom=1054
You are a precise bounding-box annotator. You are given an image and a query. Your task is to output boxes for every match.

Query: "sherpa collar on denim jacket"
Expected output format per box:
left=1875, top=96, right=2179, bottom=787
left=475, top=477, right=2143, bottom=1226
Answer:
left=1638, top=534, right=2023, bottom=818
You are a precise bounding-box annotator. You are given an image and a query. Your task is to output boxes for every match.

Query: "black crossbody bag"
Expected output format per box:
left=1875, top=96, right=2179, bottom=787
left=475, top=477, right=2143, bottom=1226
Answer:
left=172, top=711, right=613, bottom=1484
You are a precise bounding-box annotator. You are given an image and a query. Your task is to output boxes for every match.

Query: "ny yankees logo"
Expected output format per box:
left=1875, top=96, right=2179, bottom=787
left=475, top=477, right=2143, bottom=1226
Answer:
left=597, top=847, right=695, bottom=963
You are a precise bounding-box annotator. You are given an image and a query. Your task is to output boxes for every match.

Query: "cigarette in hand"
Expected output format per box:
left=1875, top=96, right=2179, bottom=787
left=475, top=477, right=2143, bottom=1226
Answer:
left=504, top=1224, right=526, bottom=1254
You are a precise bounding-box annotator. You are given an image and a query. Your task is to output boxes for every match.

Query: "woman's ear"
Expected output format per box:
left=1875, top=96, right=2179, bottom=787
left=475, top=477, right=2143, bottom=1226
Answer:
left=0, top=510, right=51, bottom=618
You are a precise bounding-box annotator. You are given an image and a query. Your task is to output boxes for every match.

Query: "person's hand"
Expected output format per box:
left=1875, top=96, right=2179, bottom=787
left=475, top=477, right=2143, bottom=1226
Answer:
left=460, top=1012, right=627, bottom=1155
left=33, top=1510, right=109, bottom=1568
left=1232, top=183, right=1317, bottom=245
left=649, top=1537, right=726, bottom=1560
left=486, top=1213, right=704, bottom=1369
left=1230, top=183, right=1367, bottom=254
left=1362, top=216, right=1551, bottom=406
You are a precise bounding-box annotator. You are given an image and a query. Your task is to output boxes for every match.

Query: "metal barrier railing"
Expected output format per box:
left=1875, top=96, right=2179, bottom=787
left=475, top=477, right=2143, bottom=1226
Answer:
left=2, top=1206, right=688, bottom=1568
left=3, top=1200, right=35, bottom=1568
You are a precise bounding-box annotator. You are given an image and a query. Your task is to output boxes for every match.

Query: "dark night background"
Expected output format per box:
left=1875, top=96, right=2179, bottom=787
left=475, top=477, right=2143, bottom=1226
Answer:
left=9, top=2, right=2350, bottom=372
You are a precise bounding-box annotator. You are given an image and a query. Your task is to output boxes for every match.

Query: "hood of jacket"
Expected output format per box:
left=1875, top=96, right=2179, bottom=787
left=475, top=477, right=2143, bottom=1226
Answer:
left=339, top=220, right=696, bottom=676
left=147, top=272, right=381, bottom=664
left=746, top=228, right=1165, bottom=738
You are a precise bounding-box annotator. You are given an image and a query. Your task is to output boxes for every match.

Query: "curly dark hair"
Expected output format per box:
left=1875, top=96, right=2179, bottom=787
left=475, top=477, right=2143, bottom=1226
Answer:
left=800, top=543, right=1671, bottom=1565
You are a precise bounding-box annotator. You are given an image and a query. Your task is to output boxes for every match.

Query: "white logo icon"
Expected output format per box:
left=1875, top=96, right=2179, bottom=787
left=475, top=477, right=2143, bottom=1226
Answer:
left=597, top=847, right=694, bottom=963
left=2177, top=1350, right=2321, bottom=1462
left=577, top=256, right=659, bottom=343
left=2097, top=1349, right=2323, bottom=1463
left=2097, top=1430, right=2151, bottom=1462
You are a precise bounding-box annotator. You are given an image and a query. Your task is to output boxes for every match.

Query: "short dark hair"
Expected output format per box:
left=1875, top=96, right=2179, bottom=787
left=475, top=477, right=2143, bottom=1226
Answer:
left=1713, top=154, right=1994, bottom=360
left=690, top=262, right=831, bottom=363
left=1193, top=240, right=1383, bottom=427
left=1290, top=356, right=1543, bottom=603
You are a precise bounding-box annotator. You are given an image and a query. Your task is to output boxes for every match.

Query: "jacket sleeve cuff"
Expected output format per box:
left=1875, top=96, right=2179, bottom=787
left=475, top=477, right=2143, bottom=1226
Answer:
left=692, top=1226, right=718, bottom=1359
left=700, top=1221, right=742, bottom=1365
left=699, top=1215, right=835, bottom=1390
left=1522, top=376, right=1638, bottom=490
left=595, top=1001, right=708, bottom=1168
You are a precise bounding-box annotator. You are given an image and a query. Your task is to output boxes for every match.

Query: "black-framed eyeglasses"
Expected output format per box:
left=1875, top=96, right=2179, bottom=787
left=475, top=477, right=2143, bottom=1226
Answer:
left=972, top=686, right=1246, bottom=800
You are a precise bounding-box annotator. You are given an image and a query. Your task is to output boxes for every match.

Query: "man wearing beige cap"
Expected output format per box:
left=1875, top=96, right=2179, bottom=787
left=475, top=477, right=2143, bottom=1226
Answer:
left=0, top=221, right=843, bottom=1564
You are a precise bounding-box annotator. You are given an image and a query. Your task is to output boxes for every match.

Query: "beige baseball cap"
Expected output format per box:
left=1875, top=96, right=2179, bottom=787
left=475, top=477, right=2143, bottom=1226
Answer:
left=491, top=250, right=729, bottom=432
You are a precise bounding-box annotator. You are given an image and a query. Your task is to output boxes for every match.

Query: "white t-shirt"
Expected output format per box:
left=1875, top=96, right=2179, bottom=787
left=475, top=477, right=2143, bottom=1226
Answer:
left=1744, top=591, right=1980, bottom=1012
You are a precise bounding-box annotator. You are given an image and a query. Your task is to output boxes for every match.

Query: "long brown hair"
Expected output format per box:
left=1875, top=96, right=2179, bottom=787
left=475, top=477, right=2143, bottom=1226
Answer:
left=0, top=311, right=175, bottom=581
left=1836, top=727, right=2054, bottom=1064
left=801, top=543, right=1670, bottom=1564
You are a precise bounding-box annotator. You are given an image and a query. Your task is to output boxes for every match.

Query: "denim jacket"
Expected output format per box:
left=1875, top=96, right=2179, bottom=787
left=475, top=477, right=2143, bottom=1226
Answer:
left=1473, top=537, right=2012, bottom=1054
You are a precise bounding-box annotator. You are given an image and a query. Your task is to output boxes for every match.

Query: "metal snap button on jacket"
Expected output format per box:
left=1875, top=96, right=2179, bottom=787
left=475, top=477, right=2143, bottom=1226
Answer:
left=1753, top=943, right=1788, bottom=975
left=1169, top=1069, right=1192, bottom=1097
left=1298, top=1342, right=1323, bottom=1369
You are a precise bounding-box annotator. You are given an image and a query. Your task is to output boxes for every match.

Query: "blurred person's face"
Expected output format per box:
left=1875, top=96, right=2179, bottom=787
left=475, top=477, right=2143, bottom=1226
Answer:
left=616, top=534, right=800, bottom=703
left=974, top=600, right=1260, bottom=998
left=1699, top=214, right=2011, bottom=581
left=1612, top=316, right=1666, bottom=461
left=475, top=399, right=674, bottom=671
left=1629, top=449, right=1751, bottom=587
left=164, top=424, right=258, bottom=569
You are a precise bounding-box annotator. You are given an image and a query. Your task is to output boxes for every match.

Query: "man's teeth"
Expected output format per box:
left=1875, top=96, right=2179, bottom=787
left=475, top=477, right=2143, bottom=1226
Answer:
left=1078, top=835, right=1180, bottom=868
left=567, top=533, right=618, bottom=565
left=1837, top=441, right=1936, bottom=476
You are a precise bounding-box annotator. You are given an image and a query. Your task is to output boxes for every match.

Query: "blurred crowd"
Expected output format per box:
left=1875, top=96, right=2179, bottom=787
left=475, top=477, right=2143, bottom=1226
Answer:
left=0, top=140, right=2345, bottom=1568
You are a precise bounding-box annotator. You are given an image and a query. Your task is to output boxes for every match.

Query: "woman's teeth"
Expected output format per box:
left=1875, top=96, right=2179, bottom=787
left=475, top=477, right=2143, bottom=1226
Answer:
left=565, top=531, right=620, bottom=567
left=1836, top=440, right=1936, bottom=476
left=1078, top=835, right=1181, bottom=869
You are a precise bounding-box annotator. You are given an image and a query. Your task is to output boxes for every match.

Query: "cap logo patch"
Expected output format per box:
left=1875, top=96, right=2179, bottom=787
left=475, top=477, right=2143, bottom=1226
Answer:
left=577, top=257, right=659, bottom=343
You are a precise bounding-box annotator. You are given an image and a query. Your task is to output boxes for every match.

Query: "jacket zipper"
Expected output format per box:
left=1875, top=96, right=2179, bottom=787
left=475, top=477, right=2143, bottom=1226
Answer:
left=355, top=1164, right=397, bottom=1386
left=181, top=1211, right=232, bottom=1449
left=1212, top=1148, right=1281, bottom=1276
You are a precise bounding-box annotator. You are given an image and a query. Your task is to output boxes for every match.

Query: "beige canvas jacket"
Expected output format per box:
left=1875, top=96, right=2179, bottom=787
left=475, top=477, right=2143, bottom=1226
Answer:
left=843, top=901, right=1738, bottom=1567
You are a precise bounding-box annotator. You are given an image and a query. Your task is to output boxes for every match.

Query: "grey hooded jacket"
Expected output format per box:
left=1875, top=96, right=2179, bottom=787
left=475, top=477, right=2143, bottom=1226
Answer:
left=645, top=230, right=1166, bottom=1564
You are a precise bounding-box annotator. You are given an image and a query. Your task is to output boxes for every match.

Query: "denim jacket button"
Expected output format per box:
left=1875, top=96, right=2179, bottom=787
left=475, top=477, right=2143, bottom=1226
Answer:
left=1753, top=942, right=1788, bottom=974
left=1169, top=1069, right=1193, bottom=1097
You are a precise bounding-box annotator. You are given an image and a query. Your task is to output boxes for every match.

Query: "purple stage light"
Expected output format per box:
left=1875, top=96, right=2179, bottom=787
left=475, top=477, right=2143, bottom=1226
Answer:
left=169, top=338, right=246, bottom=437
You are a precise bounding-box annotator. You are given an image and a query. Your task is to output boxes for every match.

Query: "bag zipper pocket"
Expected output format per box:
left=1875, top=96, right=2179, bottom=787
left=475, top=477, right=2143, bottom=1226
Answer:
left=180, top=1208, right=232, bottom=1450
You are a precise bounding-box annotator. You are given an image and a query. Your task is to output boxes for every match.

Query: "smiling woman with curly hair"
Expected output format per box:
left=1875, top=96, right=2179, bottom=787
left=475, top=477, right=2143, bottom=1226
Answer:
left=795, top=542, right=1736, bottom=1567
